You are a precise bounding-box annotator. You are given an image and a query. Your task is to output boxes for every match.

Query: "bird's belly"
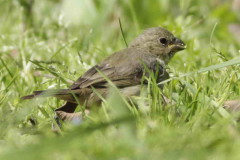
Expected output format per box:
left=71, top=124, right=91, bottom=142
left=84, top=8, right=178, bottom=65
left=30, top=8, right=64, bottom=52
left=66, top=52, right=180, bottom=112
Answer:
left=85, top=85, right=142, bottom=107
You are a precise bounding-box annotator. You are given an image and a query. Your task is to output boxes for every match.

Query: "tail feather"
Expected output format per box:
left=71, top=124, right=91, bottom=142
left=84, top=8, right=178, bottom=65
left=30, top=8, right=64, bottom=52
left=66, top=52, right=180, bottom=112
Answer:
left=21, top=94, right=36, bottom=100
left=21, top=89, right=71, bottom=100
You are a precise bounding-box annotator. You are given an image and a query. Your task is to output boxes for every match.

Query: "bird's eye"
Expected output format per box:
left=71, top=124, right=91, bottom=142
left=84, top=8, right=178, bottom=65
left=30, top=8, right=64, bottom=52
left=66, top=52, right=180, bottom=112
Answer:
left=159, top=37, right=168, bottom=46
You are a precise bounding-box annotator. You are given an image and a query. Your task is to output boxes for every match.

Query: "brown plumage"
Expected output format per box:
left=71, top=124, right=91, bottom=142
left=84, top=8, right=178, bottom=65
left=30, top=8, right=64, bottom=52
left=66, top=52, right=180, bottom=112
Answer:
left=21, top=27, right=186, bottom=122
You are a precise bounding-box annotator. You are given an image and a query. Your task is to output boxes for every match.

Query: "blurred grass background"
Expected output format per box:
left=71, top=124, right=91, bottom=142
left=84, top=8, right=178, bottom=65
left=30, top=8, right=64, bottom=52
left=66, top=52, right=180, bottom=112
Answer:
left=0, top=0, right=240, bottom=159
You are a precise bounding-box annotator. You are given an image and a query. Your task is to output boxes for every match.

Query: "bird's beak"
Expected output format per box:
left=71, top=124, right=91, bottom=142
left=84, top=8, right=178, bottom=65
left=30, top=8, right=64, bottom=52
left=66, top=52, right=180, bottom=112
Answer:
left=166, top=37, right=186, bottom=59
left=169, top=37, right=186, bottom=52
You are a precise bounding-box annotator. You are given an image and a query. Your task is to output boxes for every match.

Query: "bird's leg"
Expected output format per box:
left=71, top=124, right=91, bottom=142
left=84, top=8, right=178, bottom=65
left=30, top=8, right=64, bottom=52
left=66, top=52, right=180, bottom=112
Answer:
left=55, top=110, right=90, bottom=123
left=161, top=94, right=176, bottom=108
left=53, top=102, right=78, bottom=128
left=53, top=102, right=90, bottom=130
left=223, top=100, right=240, bottom=112
left=52, top=110, right=90, bottom=132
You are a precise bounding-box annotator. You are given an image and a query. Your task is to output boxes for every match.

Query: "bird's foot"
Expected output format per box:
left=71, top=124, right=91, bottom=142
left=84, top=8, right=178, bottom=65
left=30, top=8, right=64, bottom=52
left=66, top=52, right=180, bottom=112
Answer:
left=51, top=110, right=90, bottom=131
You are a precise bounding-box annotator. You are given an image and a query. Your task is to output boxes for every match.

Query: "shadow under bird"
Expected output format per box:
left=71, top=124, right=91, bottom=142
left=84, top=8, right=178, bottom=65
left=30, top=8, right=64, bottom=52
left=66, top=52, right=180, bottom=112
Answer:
left=22, top=27, right=186, bottom=122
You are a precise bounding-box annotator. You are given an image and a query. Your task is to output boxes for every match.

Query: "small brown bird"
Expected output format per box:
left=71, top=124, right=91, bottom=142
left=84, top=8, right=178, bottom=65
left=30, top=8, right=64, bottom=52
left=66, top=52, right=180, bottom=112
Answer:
left=22, top=27, right=186, bottom=122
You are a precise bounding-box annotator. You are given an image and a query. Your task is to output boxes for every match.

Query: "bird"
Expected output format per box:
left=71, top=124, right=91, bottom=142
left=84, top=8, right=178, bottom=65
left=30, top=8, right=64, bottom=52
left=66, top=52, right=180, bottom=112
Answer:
left=21, top=27, right=186, bottom=122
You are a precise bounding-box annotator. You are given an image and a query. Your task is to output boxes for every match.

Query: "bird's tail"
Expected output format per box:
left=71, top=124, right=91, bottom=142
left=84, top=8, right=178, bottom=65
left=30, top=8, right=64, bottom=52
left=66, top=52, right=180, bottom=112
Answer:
left=21, top=89, right=72, bottom=100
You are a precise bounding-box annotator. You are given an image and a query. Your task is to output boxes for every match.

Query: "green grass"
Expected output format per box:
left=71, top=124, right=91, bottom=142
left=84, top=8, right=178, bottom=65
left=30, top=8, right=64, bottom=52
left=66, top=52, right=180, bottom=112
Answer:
left=0, top=0, right=240, bottom=159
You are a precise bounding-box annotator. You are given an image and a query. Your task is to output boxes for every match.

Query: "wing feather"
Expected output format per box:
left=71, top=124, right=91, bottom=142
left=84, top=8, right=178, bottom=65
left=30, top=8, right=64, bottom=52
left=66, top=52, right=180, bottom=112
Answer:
left=70, top=48, right=167, bottom=90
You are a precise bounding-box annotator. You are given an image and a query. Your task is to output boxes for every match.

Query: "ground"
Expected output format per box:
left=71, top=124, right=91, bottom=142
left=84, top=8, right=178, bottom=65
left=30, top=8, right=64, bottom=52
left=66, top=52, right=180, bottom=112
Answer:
left=0, top=0, right=240, bottom=159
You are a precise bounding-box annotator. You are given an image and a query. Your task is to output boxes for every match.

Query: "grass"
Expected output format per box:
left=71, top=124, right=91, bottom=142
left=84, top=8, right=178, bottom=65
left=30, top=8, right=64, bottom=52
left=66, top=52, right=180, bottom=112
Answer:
left=0, top=0, right=240, bottom=159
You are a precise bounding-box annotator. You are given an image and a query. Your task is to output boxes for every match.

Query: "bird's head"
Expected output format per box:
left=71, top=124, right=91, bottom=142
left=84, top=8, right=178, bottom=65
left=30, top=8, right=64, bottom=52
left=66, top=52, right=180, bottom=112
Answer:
left=130, top=27, right=186, bottom=64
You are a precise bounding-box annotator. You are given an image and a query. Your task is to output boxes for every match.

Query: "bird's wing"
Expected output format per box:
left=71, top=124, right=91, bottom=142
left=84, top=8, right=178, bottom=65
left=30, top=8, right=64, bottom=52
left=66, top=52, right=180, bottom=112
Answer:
left=70, top=48, right=166, bottom=90
left=70, top=48, right=142, bottom=89
left=70, top=64, right=117, bottom=89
